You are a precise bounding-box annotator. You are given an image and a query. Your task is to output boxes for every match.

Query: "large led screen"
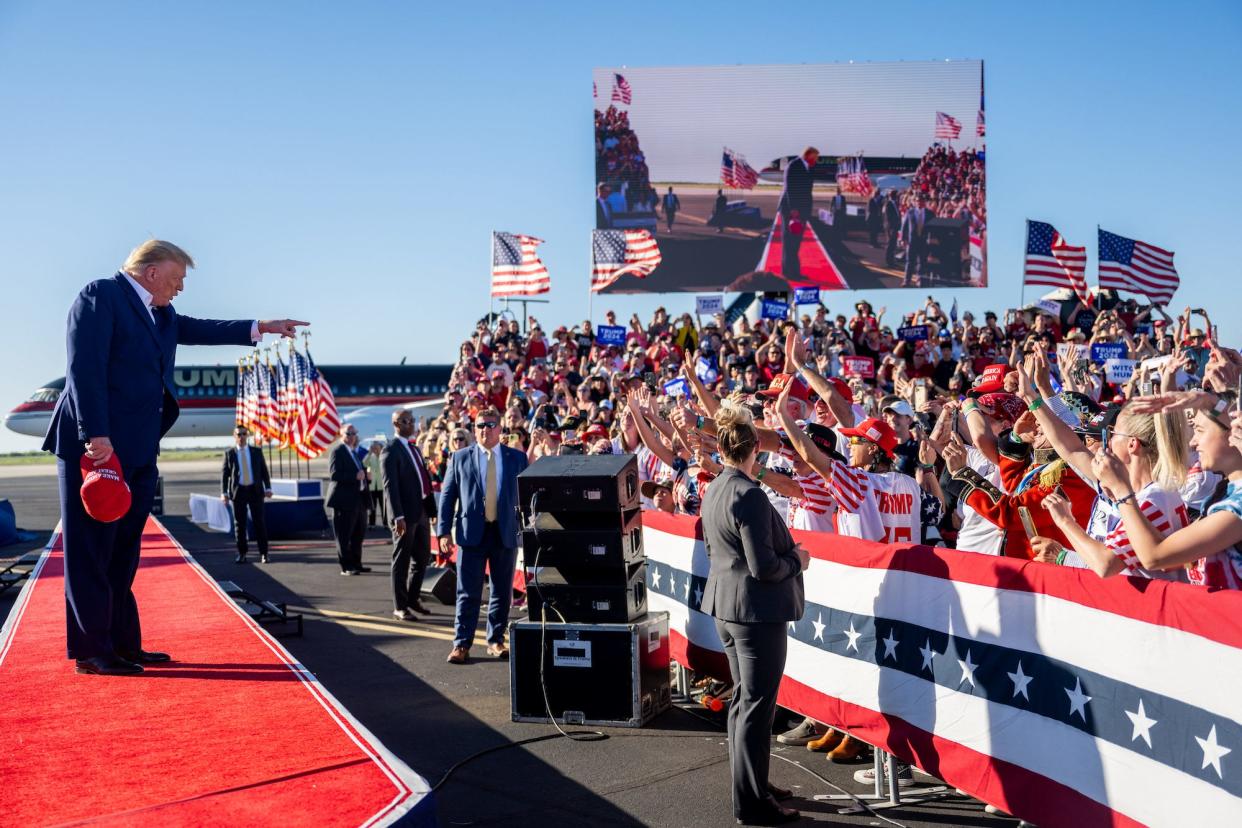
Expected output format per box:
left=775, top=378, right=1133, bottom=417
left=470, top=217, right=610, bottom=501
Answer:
left=593, top=61, right=986, bottom=293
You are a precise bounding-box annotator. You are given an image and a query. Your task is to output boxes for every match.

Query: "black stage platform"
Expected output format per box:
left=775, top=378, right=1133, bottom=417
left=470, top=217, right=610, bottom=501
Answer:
left=0, top=462, right=1018, bottom=827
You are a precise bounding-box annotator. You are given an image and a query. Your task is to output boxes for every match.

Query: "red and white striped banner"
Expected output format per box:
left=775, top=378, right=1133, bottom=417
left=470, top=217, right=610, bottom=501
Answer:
left=641, top=510, right=1242, bottom=827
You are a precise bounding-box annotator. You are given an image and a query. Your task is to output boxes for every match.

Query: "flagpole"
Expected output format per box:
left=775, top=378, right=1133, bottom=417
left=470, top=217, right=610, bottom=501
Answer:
left=587, top=230, right=595, bottom=321
left=1019, top=219, right=1028, bottom=311
left=489, top=230, right=496, bottom=327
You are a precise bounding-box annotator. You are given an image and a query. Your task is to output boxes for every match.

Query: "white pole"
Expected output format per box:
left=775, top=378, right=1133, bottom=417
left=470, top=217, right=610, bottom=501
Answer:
left=489, top=229, right=496, bottom=324
left=587, top=230, right=595, bottom=321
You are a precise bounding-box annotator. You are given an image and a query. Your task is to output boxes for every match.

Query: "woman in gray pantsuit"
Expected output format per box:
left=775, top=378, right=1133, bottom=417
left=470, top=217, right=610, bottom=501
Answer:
left=699, top=403, right=809, bottom=825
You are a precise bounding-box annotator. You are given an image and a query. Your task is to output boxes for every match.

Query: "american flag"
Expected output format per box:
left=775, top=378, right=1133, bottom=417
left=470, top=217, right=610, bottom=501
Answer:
left=254, top=359, right=280, bottom=442
left=294, top=351, right=340, bottom=459
left=720, top=147, right=759, bottom=189
left=835, top=155, right=872, bottom=195
left=272, top=353, right=291, bottom=447
left=643, top=510, right=1242, bottom=828
left=239, top=360, right=260, bottom=435
left=935, top=111, right=962, bottom=140
left=591, top=229, right=661, bottom=292
left=491, top=232, right=550, bottom=297
left=1098, top=228, right=1179, bottom=306
left=286, top=349, right=311, bottom=450
left=1024, top=221, right=1091, bottom=306
left=611, top=73, right=631, bottom=105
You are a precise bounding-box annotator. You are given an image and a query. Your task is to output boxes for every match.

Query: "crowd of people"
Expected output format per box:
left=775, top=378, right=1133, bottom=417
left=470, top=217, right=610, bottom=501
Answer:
left=394, top=288, right=1242, bottom=804
left=902, top=145, right=986, bottom=234
left=594, top=105, right=658, bottom=218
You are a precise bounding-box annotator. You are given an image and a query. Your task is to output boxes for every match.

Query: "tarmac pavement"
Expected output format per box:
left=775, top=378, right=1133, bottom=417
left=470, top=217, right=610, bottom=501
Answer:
left=0, top=461, right=1019, bottom=827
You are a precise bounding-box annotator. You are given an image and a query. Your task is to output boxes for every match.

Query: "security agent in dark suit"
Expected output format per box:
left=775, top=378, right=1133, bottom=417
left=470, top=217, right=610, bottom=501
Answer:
left=699, top=404, right=809, bottom=825
left=382, top=411, right=437, bottom=620
left=900, top=195, right=935, bottom=286
left=325, top=425, right=371, bottom=575
left=42, top=239, right=307, bottom=675
left=596, top=182, right=613, bottom=228
left=883, top=189, right=901, bottom=266
left=776, top=147, right=818, bottom=281
left=220, top=425, right=272, bottom=564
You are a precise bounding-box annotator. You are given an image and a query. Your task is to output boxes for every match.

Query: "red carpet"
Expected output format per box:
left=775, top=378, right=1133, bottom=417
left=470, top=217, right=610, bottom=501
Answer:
left=0, top=518, right=433, bottom=827
left=757, top=212, right=849, bottom=289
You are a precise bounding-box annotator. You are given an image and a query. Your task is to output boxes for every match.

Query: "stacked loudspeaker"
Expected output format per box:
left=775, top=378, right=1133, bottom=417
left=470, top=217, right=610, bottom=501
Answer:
left=510, top=454, right=671, bottom=727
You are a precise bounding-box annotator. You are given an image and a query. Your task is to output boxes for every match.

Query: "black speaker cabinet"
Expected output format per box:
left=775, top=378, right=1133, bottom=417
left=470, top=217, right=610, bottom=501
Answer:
left=925, top=216, right=969, bottom=283
left=522, top=507, right=644, bottom=573
left=510, top=612, right=671, bottom=727
left=518, top=454, right=639, bottom=515
left=526, top=562, right=647, bottom=624
left=420, top=566, right=456, bottom=605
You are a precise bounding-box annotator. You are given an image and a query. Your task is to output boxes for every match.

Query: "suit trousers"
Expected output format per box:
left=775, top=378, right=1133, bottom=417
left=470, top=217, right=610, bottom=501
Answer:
left=391, top=517, right=430, bottom=611
left=715, top=618, right=788, bottom=819
left=782, top=216, right=803, bottom=281
left=332, top=506, right=366, bottom=572
left=231, top=485, right=268, bottom=557
left=453, top=521, right=516, bottom=649
left=58, top=458, right=159, bottom=659
left=905, top=239, right=928, bottom=281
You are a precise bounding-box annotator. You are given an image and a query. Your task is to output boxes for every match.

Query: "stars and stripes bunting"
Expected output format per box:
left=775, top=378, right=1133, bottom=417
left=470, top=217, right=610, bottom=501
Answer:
left=935, top=111, right=962, bottom=140
left=1024, top=220, right=1091, bottom=306
left=642, top=510, right=1242, bottom=828
left=720, top=147, right=759, bottom=189
left=591, top=229, right=661, bottom=292
left=491, top=232, right=550, bottom=297
left=611, top=73, right=631, bottom=105
left=1098, top=228, right=1180, bottom=306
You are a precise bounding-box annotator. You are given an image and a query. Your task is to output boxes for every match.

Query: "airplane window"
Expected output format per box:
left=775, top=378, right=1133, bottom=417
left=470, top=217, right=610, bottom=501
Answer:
left=350, top=386, right=357, bottom=394
left=332, top=386, right=339, bottom=394
left=387, top=386, right=394, bottom=394
left=27, top=388, right=61, bottom=403
left=369, top=386, right=376, bottom=394
left=404, top=386, right=412, bottom=394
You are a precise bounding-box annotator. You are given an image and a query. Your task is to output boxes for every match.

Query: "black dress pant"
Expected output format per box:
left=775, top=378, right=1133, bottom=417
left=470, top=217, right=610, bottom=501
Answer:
left=58, top=458, right=158, bottom=659
left=715, top=618, right=788, bottom=819
left=391, top=517, right=430, bottom=611
left=231, top=485, right=268, bottom=557
left=332, top=506, right=366, bottom=572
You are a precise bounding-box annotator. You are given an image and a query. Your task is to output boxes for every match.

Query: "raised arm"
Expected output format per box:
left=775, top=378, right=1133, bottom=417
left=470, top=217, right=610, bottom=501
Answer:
left=1016, top=354, right=1094, bottom=483
left=785, top=329, right=854, bottom=428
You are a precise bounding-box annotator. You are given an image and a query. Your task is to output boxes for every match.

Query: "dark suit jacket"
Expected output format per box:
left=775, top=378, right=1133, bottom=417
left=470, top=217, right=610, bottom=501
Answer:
left=436, top=443, right=528, bottom=548
left=43, top=273, right=254, bottom=466
left=221, top=445, right=271, bottom=498
left=596, top=198, right=612, bottom=228
left=901, top=207, right=935, bottom=247
left=381, top=437, right=435, bottom=525
left=777, top=157, right=815, bottom=220
left=325, top=443, right=366, bottom=511
left=699, top=467, right=805, bottom=623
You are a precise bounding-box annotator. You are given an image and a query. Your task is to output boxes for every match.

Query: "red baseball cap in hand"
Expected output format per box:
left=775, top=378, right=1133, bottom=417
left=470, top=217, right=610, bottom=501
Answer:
left=80, top=453, right=132, bottom=523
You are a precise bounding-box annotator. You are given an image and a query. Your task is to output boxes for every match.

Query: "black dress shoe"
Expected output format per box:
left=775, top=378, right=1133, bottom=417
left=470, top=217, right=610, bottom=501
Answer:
left=357, top=566, right=373, bottom=573
left=341, top=570, right=358, bottom=576
left=736, top=801, right=800, bottom=826
left=235, top=553, right=248, bottom=564
left=117, top=649, right=171, bottom=664
left=410, top=601, right=432, bottom=615
left=767, top=782, right=793, bottom=800
left=75, top=655, right=143, bottom=676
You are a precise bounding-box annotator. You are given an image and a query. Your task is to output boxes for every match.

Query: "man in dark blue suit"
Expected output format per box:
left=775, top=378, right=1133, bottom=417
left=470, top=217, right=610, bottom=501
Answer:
left=43, top=240, right=307, bottom=675
left=776, top=147, right=818, bottom=280
left=436, top=406, right=528, bottom=664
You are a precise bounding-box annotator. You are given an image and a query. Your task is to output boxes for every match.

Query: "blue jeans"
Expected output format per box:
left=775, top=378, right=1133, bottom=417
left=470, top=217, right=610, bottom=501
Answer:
left=453, top=522, right=517, bottom=649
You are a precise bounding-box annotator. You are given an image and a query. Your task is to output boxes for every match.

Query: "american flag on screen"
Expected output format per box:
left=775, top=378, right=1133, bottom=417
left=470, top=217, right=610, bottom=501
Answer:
left=835, top=155, right=872, bottom=195
left=1098, top=229, right=1180, bottom=306
left=977, top=65, right=986, bottom=137
left=720, top=148, right=759, bottom=189
left=611, top=73, right=631, bottom=105
left=591, top=229, right=661, bottom=292
left=935, top=111, right=962, bottom=140
left=1024, top=221, right=1091, bottom=306
left=491, top=232, right=550, bottom=297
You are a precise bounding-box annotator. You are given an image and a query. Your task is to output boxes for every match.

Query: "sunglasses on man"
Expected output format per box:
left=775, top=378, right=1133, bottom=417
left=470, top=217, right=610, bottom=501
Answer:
left=475, top=421, right=498, bottom=430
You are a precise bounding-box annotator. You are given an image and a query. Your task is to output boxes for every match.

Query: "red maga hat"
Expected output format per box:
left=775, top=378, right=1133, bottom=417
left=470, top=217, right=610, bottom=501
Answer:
left=972, top=363, right=1014, bottom=395
left=839, top=417, right=899, bottom=459
left=757, top=373, right=815, bottom=402
left=79, top=453, right=131, bottom=523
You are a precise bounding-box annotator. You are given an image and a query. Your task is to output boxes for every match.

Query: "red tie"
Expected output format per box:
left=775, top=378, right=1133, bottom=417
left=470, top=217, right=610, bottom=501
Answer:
left=409, top=440, right=432, bottom=496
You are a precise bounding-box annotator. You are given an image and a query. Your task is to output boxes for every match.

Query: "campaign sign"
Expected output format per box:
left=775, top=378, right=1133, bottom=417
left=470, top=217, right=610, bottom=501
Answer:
left=1104, top=359, right=1136, bottom=384
left=662, top=378, right=690, bottom=398
left=1091, top=342, right=1127, bottom=364
left=1056, top=343, right=1088, bottom=366
left=841, top=355, right=876, bottom=379
left=898, top=325, right=929, bottom=342
left=696, top=295, right=724, bottom=315
left=1134, top=322, right=1153, bottom=336
left=761, top=299, right=789, bottom=320
left=595, top=325, right=627, bottom=347
left=793, top=286, right=820, bottom=305
left=1036, top=299, right=1061, bottom=316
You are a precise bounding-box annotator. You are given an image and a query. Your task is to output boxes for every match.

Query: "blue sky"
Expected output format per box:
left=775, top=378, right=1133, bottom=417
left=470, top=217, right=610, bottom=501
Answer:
left=0, top=1, right=1239, bottom=452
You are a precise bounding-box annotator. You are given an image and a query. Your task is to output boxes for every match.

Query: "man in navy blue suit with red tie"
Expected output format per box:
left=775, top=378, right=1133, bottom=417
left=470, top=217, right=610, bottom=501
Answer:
left=43, top=240, right=307, bottom=675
